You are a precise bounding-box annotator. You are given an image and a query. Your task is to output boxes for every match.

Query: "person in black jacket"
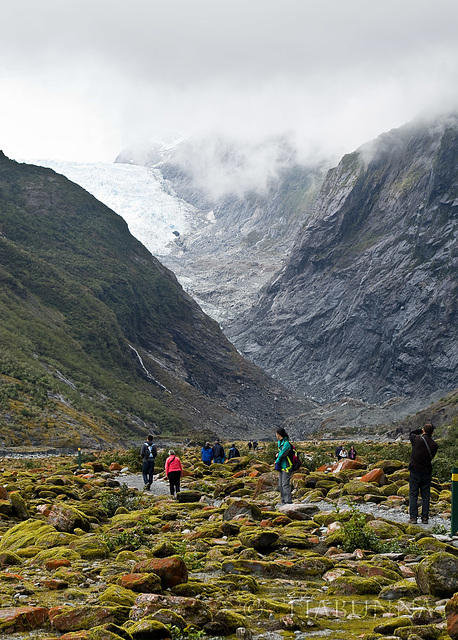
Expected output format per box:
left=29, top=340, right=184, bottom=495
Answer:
left=228, top=444, right=240, bottom=459
left=408, top=423, right=438, bottom=524
left=140, top=435, right=157, bottom=490
left=212, top=440, right=225, bottom=464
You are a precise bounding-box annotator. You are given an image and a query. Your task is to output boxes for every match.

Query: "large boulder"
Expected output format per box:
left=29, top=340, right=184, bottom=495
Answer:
left=130, top=594, right=212, bottom=627
left=253, top=472, right=279, bottom=498
left=0, top=606, right=48, bottom=633
left=47, top=503, right=91, bottom=533
left=239, top=529, right=279, bottom=550
left=49, top=605, right=129, bottom=631
left=133, top=555, right=188, bottom=589
left=276, top=503, right=319, bottom=520
left=415, top=552, right=458, bottom=597
left=223, top=499, right=262, bottom=522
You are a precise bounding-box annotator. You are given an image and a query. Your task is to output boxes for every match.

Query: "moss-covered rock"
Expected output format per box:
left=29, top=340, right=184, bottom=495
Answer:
left=127, top=616, right=171, bottom=640
left=99, top=584, right=137, bottom=608
left=27, top=546, right=80, bottom=567
left=415, top=552, right=458, bottom=597
left=0, top=550, right=22, bottom=566
left=47, top=502, right=91, bottom=532
left=394, top=624, right=443, bottom=640
left=379, top=578, right=420, bottom=600
left=373, top=616, right=412, bottom=634
left=8, top=492, right=29, bottom=520
left=365, top=519, right=404, bottom=539
left=328, top=576, right=382, bottom=595
left=239, top=529, right=279, bottom=549
left=203, top=609, right=248, bottom=635
left=70, top=535, right=110, bottom=559
left=49, top=605, right=130, bottom=631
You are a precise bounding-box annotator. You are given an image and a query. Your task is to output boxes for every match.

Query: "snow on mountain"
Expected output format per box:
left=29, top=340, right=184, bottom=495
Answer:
left=28, top=159, right=200, bottom=256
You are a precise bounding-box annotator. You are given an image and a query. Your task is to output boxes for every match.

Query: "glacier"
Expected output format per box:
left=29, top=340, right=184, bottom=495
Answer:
left=28, top=159, right=199, bottom=257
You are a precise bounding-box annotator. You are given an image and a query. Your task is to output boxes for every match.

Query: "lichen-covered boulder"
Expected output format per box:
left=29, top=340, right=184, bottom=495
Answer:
left=360, top=469, right=387, bottom=485
left=372, top=460, right=406, bottom=475
left=365, top=519, right=403, bottom=539
left=133, top=555, right=188, bottom=589
left=373, top=616, right=412, bottom=634
left=415, top=552, right=458, bottom=597
left=0, top=550, right=22, bottom=566
left=70, top=536, right=110, bottom=559
left=203, top=609, right=248, bottom=635
left=415, top=537, right=458, bottom=556
left=88, top=623, right=133, bottom=639
left=344, top=480, right=381, bottom=496
left=9, top=492, right=29, bottom=520
left=394, top=624, right=443, bottom=640
left=27, top=546, right=80, bottom=567
left=239, top=529, right=279, bottom=550
left=99, top=584, right=137, bottom=608
left=47, top=503, right=91, bottom=532
left=0, top=606, right=48, bottom=633
left=276, top=503, right=319, bottom=520
left=223, top=499, right=262, bottom=521
left=118, top=572, right=162, bottom=594
left=290, top=555, right=334, bottom=577
left=0, top=519, right=56, bottom=552
left=150, top=608, right=188, bottom=630
left=127, top=616, right=170, bottom=640
left=49, top=605, right=130, bottom=631
left=130, top=594, right=212, bottom=627
left=379, top=579, right=420, bottom=600
left=328, top=576, right=381, bottom=595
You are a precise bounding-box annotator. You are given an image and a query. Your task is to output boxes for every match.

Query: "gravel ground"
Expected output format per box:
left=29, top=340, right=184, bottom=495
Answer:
left=309, top=498, right=452, bottom=532
left=119, top=473, right=170, bottom=495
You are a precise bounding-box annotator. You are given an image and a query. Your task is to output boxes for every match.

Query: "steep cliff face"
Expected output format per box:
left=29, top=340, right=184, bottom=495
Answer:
left=229, top=114, right=458, bottom=404
left=116, top=136, right=327, bottom=324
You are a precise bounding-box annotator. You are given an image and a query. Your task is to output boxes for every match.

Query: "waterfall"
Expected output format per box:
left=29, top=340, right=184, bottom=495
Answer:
left=128, top=345, right=171, bottom=394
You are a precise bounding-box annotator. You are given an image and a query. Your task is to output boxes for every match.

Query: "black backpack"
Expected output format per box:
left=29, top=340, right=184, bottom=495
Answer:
left=289, top=444, right=302, bottom=472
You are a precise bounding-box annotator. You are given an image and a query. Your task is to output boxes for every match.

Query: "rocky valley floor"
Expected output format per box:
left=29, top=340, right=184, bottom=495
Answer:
left=0, top=445, right=456, bottom=640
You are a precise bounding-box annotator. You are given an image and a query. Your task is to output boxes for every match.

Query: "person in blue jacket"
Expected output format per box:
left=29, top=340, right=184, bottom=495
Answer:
left=274, top=427, right=293, bottom=504
left=201, top=442, right=214, bottom=466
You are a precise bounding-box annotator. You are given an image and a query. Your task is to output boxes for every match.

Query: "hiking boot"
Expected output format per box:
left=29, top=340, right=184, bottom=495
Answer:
left=409, top=518, right=417, bottom=524
left=421, top=517, right=429, bottom=524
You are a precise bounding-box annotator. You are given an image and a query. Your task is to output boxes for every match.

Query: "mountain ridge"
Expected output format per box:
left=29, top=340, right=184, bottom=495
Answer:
left=228, top=114, right=458, bottom=404
left=0, top=151, right=309, bottom=447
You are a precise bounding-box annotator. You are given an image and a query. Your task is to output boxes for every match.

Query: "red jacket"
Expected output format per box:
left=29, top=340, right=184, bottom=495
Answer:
left=165, top=455, right=183, bottom=475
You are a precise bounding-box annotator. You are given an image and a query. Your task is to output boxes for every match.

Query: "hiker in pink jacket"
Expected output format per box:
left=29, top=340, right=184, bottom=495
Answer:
left=165, top=450, right=183, bottom=497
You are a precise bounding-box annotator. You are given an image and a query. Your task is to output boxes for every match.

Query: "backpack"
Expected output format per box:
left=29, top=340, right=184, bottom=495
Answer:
left=289, top=444, right=302, bottom=472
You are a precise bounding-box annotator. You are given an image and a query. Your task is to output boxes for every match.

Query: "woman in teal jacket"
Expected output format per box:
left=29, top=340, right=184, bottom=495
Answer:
left=275, top=427, right=293, bottom=504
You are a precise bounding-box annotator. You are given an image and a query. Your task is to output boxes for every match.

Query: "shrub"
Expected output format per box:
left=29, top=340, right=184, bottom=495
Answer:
left=99, top=484, right=142, bottom=517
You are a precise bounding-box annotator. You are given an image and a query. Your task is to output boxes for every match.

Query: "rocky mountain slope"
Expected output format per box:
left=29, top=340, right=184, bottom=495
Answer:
left=0, top=152, right=310, bottom=448
left=116, top=136, right=327, bottom=324
left=229, top=114, right=458, bottom=405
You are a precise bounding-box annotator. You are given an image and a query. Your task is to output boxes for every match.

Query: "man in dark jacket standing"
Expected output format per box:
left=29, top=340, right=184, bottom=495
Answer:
left=409, top=423, right=438, bottom=524
left=140, top=435, right=157, bottom=490
left=212, top=440, right=225, bottom=464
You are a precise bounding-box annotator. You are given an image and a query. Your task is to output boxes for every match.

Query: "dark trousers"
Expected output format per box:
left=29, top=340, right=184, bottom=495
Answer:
left=168, top=471, right=181, bottom=495
left=142, top=459, right=155, bottom=485
left=409, top=470, right=432, bottom=520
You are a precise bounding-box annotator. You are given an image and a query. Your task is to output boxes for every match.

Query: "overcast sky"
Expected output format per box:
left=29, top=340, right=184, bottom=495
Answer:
left=1, top=0, right=457, bottom=163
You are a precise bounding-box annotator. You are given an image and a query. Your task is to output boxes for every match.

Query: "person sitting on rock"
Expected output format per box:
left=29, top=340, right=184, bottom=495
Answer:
left=201, top=442, right=214, bottom=466
left=212, top=439, right=225, bottom=464
left=165, top=449, right=183, bottom=497
left=228, top=444, right=240, bottom=459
